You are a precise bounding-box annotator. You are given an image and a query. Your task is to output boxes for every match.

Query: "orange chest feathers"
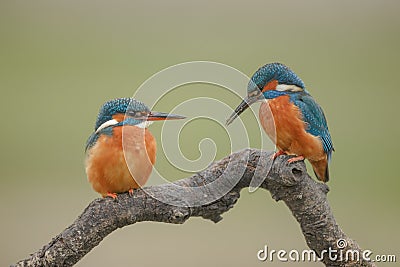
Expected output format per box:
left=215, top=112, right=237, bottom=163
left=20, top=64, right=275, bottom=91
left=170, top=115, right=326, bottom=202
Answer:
left=85, top=125, right=156, bottom=196
left=259, top=95, right=324, bottom=159
left=259, top=95, right=304, bottom=144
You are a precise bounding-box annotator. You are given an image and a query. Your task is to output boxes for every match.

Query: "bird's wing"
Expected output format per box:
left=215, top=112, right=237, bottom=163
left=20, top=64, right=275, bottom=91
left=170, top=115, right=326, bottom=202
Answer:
left=85, top=127, right=114, bottom=152
left=291, top=93, right=334, bottom=160
left=85, top=132, right=98, bottom=152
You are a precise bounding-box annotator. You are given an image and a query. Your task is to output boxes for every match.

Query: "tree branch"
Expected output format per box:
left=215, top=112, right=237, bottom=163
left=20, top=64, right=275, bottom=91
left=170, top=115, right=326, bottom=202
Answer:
left=12, top=149, right=375, bottom=267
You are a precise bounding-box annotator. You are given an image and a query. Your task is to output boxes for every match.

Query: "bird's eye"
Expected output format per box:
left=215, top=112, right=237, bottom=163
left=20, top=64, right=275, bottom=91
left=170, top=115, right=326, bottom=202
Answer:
left=128, top=111, right=139, bottom=117
left=129, top=111, right=148, bottom=118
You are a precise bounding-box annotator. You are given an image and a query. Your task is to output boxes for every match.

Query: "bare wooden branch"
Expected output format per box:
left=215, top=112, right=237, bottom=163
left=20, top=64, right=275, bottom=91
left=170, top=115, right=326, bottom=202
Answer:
left=12, top=149, right=375, bottom=267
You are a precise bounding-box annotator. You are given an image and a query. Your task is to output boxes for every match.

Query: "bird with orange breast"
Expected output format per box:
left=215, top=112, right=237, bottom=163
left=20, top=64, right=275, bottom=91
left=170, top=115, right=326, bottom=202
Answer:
left=85, top=98, right=185, bottom=198
left=226, top=63, right=334, bottom=182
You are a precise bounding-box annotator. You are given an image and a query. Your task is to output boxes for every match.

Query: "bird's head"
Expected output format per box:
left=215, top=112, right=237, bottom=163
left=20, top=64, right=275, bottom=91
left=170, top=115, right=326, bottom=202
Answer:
left=94, top=98, right=185, bottom=133
left=226, top=63, right=306, bottom=125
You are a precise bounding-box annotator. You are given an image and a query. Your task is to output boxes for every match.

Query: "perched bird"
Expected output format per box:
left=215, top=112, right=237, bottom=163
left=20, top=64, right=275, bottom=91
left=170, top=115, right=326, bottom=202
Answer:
left=85, top=98, right=185, bottom=198
left=226, top=63, right=334, bottom=182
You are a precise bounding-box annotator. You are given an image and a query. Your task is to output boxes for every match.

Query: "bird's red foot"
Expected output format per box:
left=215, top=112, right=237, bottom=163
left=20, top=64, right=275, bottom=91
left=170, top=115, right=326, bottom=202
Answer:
left=128, top=188, right=135, bottom=196
left=106, top=192, right=118, bottom=200
left=270, top=150, right=286, bottom=160
left=287, top=155, right=305, bottom=163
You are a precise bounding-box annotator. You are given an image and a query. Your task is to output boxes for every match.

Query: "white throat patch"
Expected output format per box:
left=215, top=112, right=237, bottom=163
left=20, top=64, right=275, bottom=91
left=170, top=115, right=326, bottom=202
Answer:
left=135, top=121, right=154, bottom=129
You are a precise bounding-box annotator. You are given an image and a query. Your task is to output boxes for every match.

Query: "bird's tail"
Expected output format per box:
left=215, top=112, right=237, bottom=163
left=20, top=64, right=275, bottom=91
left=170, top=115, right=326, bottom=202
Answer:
left=310, top=157, right=329, bottom=182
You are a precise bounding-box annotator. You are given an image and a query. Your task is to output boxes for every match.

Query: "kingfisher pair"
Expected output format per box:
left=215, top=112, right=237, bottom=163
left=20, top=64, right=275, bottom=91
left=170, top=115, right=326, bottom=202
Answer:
left=85, top=63, right=333, bottom=198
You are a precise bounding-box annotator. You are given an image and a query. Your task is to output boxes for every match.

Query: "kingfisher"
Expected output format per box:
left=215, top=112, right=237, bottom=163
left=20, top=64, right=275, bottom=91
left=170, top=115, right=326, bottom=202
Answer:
left=226, top=63, right=334, bottom=182
left=85, top=98, right=185, bottom=198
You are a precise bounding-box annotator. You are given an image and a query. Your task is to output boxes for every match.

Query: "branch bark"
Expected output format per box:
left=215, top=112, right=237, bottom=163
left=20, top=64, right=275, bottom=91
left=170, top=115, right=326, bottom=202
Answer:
left=12, top=149, right=375, bottom=267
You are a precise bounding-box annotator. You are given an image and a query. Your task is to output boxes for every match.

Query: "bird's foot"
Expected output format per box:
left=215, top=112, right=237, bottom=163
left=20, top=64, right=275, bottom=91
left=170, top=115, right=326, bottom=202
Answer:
left=270, top=150, right=286, bottom=160
left=128, top=188, right=135, bottom=197
left=287, top=155, right=305, bottom=163
left=106, top=192, right=118, bottom=200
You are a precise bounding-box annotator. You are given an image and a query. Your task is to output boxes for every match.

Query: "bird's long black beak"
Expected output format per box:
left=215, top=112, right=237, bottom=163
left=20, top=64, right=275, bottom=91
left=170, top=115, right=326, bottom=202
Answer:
left=226, top=92, right=261, bottom=125
left=146, top=111, right=186, bottom=121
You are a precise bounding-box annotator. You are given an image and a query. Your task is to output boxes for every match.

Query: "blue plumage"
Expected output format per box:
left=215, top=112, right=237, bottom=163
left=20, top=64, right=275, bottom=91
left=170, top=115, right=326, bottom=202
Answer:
left=94, top=98, right=150, bottom=131
left=249, top=62, right=306, bottom=93
left=86, top=98, right=150, bottom=152
left=255, top=63, right=334, bottom=160
left=290, top=92, right=334, bottom=161
left=227, top=62, right=333, bottom=182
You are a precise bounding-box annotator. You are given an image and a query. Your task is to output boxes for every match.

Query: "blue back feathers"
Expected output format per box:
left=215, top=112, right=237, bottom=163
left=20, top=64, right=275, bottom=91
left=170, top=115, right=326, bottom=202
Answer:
left=291, top=93, right=334, bottom=160
left=252, top=63, right=334, bottom=158
left=248, top=62, right=306, bottom=93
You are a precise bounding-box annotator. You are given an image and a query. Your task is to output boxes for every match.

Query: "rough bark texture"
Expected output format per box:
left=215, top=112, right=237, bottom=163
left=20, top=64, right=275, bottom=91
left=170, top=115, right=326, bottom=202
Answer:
left=12, top=149, right=375, bottom=267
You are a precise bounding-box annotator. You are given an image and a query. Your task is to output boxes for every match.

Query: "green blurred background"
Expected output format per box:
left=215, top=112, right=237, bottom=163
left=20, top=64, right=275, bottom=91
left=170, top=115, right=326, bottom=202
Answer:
left=1, top=0, right=399, bottom=266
